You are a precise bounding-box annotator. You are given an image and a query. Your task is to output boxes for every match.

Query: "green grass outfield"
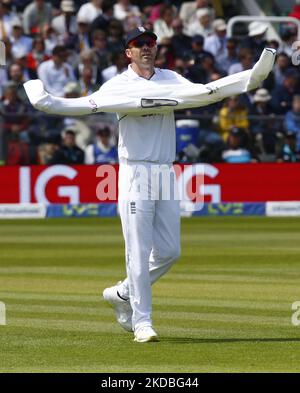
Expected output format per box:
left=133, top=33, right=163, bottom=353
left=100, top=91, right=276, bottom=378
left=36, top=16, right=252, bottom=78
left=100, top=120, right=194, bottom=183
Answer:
left=1, top=216, right=300, bottom=373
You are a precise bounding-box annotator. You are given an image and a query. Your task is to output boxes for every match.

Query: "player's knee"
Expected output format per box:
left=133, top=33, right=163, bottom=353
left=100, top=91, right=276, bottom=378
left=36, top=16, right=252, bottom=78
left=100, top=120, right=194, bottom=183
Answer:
left=168, top=244, right=181, bottom=264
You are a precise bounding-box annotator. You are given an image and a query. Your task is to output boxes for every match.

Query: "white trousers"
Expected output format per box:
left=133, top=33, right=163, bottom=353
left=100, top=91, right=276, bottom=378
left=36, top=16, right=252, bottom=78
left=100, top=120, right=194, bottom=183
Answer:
left=117, top=161, right=181, bottom=331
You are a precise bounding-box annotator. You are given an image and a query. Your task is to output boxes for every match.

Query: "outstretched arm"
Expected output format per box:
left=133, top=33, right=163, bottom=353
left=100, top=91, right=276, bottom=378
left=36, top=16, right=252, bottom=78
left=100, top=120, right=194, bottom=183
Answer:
left=24, top=48, right=276, bottom=116
left=167, top=48, right=276, bottom=110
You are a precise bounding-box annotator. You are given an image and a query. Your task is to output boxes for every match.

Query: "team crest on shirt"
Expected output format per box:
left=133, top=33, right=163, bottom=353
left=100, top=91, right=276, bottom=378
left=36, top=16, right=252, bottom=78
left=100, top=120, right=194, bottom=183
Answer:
left=206, top=86, right=219, bottom=95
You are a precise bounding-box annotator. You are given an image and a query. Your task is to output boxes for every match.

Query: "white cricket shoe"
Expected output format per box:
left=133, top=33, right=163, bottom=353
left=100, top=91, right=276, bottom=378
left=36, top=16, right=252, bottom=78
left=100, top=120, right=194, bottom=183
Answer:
left=134, top=326, right=158, bottom=343
left=103, top=284, right=133, bottom=332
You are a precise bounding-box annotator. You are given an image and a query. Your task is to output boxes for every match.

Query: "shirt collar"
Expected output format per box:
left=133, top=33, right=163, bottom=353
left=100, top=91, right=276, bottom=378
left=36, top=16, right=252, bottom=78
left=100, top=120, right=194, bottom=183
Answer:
left=127, top=64, right=157, bottom=81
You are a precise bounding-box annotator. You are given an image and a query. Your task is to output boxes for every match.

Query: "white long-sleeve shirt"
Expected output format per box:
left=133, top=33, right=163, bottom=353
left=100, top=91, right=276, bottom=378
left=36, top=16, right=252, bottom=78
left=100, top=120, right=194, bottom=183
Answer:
left=24, top=48, right=276, bottom=164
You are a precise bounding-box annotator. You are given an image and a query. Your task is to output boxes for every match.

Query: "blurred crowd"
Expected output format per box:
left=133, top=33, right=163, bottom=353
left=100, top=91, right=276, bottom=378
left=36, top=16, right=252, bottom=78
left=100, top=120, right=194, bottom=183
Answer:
left=1, top=0, right=300, bottom=166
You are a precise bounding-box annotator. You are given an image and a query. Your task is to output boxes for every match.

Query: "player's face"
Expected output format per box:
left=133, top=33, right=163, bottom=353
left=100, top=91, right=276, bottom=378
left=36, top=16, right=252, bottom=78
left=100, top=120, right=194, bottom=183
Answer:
left=125, top=35, right=157, bottom=68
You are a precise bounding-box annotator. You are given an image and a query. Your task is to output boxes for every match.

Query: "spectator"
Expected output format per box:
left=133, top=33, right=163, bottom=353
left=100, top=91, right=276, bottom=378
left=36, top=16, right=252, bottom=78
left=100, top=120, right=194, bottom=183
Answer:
left=203, top=18, right=227, bottom=58
left=59, top=84, right=93, bottom=149
left=77, top=0, right=102, bottom=24
left=8, top=63, right=29, bottom=102
left=74, top=49, right=101, bottom=86
left=155, top=39, right=175, bottom=70
left=216, top=37, right=239, bottom=75
left=0, top=67, right=8, bottom=98
left=79, top=66, right=100, bottom=95
left=42, top=25, right=59, bottom=56
left=38, top=45, right=76, bottom=96
left=27, top=36, right=50, bottom=78
left=85, top=127, right=118, bottom=164
left=277, top=132, right=300, bottom=163
left=51, top=129, right=84, bottom=164
left=284, top=95, right=300, bottom=151
left=75, top=14, right=91, bottom=51
left=23, top=0, right=53, bottom=36
left=91, top=29, right=111, bottom=71
left=250, top=88, right=279, bottom=154
left=0, top=0, right=18, bottom=40
left=102, top=52, right=127, bottom=83
left=153, top=4, right=175, bottom=43
left=13, top=49, right=32, bottom=81
left=278, top=24, right=297, bottom=58
left=0, top=83, right=31, bottom=142
left=113, top=0, right=141, bottom=22
left=222, top=127, right=253, bottom=163
left=1, top=36, right=13, bottom=68
left=170, top=17, right=192, bottom=58
left=51, top=0, right=77, bottom=37
left=106, top=19, right=125, bottom=52
left=288, top=0, right=300, bottom=21
left=180, top=0, right=214, bottom=31
left=228, top=48, right=254, bottom=75
left=173, top=56, right=190, bottom=76
left=218, top=96, right=249, bottom=141
left=241, top=21, right=268, bottom=61
left=267, top=39, right=280, bottom=51
left=187, top=8, right=213, bottom=38
left=90, top=0, right=115, bottom=35
left=273, top=52, right=292, bottom=87
left=187, top=52, right=219, bottom=84
left=189, top=34, right=213, bottom=62
left=38, top=142, right=58, bottom=164
left=10, top=18, right=33, bottom=60
left=123, top=15, right=142, bottom=34
left=272, top=70, right=300, bottom=114
left=63, top=81, right=81, bottom=98
left=147, top=2, right=162, bottom=24
left=6, top=133, right=34, bottom=165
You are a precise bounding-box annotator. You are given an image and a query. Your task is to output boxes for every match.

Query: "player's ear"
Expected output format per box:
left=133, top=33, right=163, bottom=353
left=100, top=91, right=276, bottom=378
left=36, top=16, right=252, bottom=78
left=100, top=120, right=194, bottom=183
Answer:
left=125, top=48, right=132, bottom=60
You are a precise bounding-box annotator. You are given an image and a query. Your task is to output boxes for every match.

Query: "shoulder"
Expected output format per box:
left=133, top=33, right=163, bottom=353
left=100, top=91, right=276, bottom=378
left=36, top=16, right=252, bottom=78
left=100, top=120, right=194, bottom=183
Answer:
left=98, top=72, right=126, bottom=92
left=204, top=35, right=215, bottom=43
left=219, top=107, right=228, bottom=114
left=24, top=2, right=34, bottom=13
left=155, top=68, right=193, bottom=84
left=106, top=70, right=127, bottom=83
left=38, top=59, right=52, bottom=69
left=78, top=3, right=89, bottom=11
left=52, top=14, right=62, bottom=22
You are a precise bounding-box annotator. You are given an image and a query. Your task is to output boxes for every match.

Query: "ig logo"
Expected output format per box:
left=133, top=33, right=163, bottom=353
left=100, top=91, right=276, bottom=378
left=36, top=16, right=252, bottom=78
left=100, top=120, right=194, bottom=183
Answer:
left=0, top=301, right=6, bottom=325
left=291, top=301, right=300, bottom=326
left=291, top=41, right=300, bottom=66
left=0, top=40, right=5, bottom=66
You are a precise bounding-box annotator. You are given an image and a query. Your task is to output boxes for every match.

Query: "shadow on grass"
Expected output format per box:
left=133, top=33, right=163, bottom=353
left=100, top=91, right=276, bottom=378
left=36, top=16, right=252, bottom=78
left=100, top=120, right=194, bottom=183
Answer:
left=163, top=337, right=300, bottom=344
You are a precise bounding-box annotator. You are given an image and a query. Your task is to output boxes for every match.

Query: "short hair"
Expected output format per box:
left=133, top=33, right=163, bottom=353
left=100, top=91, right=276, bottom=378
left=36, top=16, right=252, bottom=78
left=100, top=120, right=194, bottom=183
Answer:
left=52, top=45, right=66, bottom=56
left=80, top=49, right=98, bottom=64
left=238, top=48, right=253, bottom=61
left=102, top=0, right=114, bottom=14
left=159, top=4, right=174, bottom=18
left=226, top=37, right=237, bottom=46
left=65, top=130, right=76, bottom=137
left=92, top=29, right=106, bottom=41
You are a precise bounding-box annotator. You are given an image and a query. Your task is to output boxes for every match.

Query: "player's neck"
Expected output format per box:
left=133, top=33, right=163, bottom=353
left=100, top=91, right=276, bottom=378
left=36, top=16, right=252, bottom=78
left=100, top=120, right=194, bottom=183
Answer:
left=131, top=63, right=155, bottom=80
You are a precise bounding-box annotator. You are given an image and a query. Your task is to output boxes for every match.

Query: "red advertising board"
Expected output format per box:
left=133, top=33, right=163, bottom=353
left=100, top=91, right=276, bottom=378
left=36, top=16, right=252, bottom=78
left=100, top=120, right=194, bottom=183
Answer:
left=0, top=163, right=299, bottom=204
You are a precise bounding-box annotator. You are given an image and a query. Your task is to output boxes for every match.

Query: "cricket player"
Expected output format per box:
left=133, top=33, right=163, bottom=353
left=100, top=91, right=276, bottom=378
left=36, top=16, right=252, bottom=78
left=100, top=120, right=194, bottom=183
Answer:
left=24, top=27, right=276, bottom=343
